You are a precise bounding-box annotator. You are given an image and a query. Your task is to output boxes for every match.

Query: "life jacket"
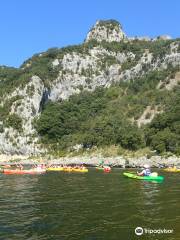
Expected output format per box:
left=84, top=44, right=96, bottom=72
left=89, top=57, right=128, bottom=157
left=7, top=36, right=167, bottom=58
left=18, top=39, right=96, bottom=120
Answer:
left=144, top=169, right=151, bottom=176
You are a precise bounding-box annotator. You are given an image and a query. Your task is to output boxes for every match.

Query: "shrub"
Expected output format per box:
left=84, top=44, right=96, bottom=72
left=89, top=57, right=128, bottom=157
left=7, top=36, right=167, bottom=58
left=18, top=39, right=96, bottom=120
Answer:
left=6, top=114, right=23, bottom=132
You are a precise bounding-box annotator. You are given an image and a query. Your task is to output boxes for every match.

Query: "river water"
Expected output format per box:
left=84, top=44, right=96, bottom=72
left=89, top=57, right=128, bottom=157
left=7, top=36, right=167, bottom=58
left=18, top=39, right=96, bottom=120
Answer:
left=0, top=169, right=179, bottom=240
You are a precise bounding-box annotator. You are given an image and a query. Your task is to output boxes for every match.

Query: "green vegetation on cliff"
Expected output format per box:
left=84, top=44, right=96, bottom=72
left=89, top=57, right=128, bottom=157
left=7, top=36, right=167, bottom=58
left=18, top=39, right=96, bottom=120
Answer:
left=0, top=38, right=178, bottom=98
left=36, top=67, right=180, bottom=156
left=146, top=94, right=180, bottom=155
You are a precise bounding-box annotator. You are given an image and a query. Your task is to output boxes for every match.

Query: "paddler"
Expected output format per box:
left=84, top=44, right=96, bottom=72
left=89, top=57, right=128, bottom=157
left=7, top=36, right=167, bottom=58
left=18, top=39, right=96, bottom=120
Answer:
left=99, top=160, right=104, bottom=167
left=137, top=164, right=151, bottom=176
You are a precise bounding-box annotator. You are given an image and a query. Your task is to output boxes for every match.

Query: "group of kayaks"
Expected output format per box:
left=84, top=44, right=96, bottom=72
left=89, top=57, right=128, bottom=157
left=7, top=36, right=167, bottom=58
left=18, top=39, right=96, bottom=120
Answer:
left=1, top=164, right=179, bottom=182
left=1, top=165, right=110, bottom=174
left=0, top=165, right=89, bottom=175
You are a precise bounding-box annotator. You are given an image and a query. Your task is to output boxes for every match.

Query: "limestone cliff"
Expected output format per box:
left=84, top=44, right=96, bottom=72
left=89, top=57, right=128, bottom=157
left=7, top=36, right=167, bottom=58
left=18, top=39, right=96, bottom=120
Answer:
left=0, top=19, right=179, bottom=155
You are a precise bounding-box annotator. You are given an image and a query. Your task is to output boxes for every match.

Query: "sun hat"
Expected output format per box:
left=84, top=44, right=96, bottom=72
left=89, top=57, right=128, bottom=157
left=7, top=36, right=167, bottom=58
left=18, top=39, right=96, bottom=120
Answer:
left=144, top=164, right=150, bottom=169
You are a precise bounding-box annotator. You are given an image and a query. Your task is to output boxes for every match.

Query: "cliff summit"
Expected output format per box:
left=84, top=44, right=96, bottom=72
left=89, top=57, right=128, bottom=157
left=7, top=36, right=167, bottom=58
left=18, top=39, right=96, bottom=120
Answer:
left=85, top=19, right=126, bottom=43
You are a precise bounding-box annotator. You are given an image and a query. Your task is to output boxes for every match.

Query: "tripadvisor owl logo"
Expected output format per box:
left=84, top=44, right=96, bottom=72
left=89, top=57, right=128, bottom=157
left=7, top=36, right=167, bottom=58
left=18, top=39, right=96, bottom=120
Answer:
left=135, top=227, right=143, bottom=235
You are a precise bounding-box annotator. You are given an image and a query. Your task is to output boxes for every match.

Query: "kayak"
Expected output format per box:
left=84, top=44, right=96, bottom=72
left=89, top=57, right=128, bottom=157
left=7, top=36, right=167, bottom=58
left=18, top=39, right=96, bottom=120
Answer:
left=96, top=167, right=104, bottom=170
left=103, top=166, right=111, bottom=173
left=3, top=168, right=46, bottom=175
left=63, top=168, right=88, bottom=173
left=96, top=166, right=111, bottom=172
left=72, top=168, right=88, bottom=173
left=47, top=167, right=64, bottom=171
left=63, top=168, right=73, bottom=172
left=123, top=172, right=164, bottom=181
left=163, top=168, right=180, bottom=173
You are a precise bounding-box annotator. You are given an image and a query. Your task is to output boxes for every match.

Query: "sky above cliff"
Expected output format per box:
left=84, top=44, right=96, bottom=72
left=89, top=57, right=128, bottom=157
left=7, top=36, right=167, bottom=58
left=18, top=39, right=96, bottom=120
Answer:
left=0, top=0, right=179, bottom=67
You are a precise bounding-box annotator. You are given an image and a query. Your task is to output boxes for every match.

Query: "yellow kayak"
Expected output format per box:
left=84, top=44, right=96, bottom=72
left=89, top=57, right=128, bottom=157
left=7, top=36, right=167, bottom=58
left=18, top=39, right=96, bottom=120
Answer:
left=63, top=168, right=73, bottom=172
left=164, top=168, right=180, bottom=173
left=72, top=168, right=88, bottom=173
left=47, top=167, right=64, bottom=171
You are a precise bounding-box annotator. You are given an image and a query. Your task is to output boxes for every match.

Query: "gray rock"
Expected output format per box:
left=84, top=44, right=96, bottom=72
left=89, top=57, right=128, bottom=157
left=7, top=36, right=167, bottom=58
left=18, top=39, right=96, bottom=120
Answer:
left=85, top=20, right=126, bottom=43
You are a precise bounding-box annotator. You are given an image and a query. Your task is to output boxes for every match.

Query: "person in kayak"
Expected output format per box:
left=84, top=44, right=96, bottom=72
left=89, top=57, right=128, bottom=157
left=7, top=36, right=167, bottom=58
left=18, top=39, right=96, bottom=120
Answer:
left=16, top=163, right=23, bottom=170
left=137, top=164, right=151, bottom=176
left=99, top=160, right=104, bottom=167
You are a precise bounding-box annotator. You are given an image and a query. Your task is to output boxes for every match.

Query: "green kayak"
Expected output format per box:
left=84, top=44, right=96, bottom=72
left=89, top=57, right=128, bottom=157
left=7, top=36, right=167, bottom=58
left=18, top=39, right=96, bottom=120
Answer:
left=96, top=167, right=104, bottom=170
left=123, top=172, right=164, bottom=181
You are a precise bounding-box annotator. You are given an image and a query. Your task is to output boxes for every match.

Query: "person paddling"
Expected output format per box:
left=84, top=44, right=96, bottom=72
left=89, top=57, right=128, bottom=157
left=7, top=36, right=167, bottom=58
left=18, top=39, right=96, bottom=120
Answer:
left=137, top=164, right=151, bottom=176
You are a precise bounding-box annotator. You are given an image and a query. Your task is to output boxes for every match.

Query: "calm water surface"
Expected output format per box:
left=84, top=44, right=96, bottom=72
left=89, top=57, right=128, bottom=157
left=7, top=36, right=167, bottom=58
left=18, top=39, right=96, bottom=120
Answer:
left=0, top=169, right=179, bottom=240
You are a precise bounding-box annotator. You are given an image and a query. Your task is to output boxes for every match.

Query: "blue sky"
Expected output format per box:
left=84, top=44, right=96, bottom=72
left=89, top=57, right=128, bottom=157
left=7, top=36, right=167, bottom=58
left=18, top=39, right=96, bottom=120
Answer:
left=0, top=0, right=179, bottom=67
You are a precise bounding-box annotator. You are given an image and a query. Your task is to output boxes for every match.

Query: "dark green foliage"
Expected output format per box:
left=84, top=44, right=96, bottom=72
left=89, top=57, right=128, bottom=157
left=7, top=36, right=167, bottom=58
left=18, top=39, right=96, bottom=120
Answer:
left=98, top=19, right=120, bottom=28
left=22, top=57, right=59, bottom=88
left=26, top=84, right=35, bottom=97
left=145, top=112, right=151, bottom=119
left=178, top=42, right=180, bottom=52
left=5, top=114, right=23, bottom=132
left=121, top=59, right=137, bottom=71
left=36, top=67, right=180, bottom=155
left=36, top=94, right=144, bottom=151
left=0, top=124, right=4, bottom=133
left=93, top=39, right=173, bottom=60
left=149, top=129, right=179, bottom=154
left=36, top=88, right=108, bottom=141
left=127, top=69, right=170, bottom=93
left=0, top=96, right=23, bottom=121
left=146, top=95, right=180, bottom=154
left=98, top=55, right=117, bottom=71
left=0, top=66, right=23, bottom=97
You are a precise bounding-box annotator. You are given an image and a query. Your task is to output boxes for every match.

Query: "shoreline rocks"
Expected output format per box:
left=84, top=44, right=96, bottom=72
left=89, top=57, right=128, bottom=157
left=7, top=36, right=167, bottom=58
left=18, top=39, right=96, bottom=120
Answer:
left=0, top=154, right=179, bottom=168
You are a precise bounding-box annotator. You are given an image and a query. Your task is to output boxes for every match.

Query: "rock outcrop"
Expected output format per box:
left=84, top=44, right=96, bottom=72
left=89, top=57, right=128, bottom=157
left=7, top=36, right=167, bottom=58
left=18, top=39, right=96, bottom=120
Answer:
left=0, top=76, right=45, bottom=155
left=85, top=20, right=126, bottom=43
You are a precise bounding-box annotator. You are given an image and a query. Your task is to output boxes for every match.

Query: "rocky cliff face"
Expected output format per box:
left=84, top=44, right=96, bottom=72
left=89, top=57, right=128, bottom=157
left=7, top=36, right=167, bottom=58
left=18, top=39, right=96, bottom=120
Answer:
left=0, top=19, right=180, bottom=155
left=0, top=76, right=45, bottom=154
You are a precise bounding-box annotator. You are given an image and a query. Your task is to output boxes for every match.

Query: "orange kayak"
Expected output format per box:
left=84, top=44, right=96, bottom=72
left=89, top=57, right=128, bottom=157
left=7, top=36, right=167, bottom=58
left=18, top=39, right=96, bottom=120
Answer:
left=3, top=168, right=46, bottom=174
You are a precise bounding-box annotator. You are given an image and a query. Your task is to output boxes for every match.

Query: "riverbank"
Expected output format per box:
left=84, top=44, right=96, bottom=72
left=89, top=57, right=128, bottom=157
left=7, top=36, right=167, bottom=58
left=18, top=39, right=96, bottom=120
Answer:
left=0, top=154, right=180, bottom=167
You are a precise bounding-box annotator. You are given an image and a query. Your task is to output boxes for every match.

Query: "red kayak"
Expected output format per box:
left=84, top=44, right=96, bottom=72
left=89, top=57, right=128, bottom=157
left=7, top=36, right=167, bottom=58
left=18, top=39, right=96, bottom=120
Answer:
left=103, top=166, right=111, bottom=173
left=3, top=168, right=46, bottom=175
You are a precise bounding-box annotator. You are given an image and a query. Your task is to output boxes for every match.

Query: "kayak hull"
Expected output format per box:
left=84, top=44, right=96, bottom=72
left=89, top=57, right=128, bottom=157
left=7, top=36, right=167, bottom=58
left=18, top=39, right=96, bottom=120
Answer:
left=47, top=167, right=64, bottom=171
left=123, top=172, right=164, bottom=181
left=163, top=168, right=180, bottom=173
left=63, top=168, right=88, bottom=173
left=96, top=167, right=104, bottom=170
left=3, top=169, right=46, bottom=175
left=63, top=168, right=73, bottom=172
left=72, top=169, right=88, bottom=173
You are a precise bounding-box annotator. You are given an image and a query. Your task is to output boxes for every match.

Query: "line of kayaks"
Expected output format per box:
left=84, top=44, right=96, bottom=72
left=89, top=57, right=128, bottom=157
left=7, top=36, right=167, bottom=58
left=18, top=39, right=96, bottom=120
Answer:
left=1, top=165, right=179, bottom=180
left=1, top=167, right=89, bottom=174
left=47, top=167, right=88, bottom=173
left=1, top=168, right=165, bottom=181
